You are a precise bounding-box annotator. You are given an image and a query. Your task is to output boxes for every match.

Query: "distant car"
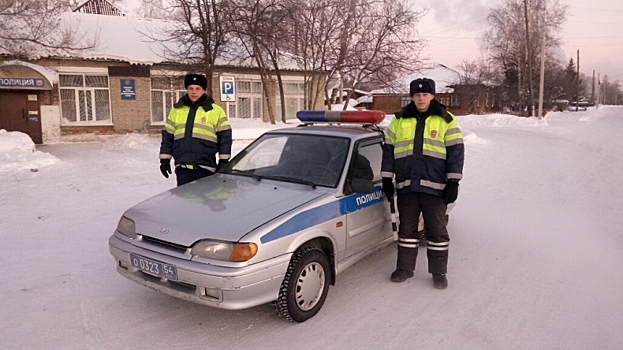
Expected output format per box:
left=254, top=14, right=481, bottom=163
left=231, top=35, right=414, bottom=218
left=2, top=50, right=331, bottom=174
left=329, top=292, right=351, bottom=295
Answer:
left=109, top=110, right=399, bottom=322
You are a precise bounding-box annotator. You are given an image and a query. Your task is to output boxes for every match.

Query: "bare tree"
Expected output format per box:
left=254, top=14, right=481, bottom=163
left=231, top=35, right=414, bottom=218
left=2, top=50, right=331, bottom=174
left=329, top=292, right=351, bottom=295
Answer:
left=285, top=0, right=424, bottom=110
left=0, top=0, right=97, bottom=58
left=137, top=0, right=172, bottom=19
left=454, top=59, right=498, bottom=114
left=149, top=0, right=424, bottom=118
left=338, top=0, right=425, bottom=110
left=158, top=0, right=233, bottom=96
left=600, top=75, right=622, bottom=105
left=227, top=0, right=290, bottom=123
left=283, top=0, right=344, bottom=110
left=483, top=0, right=567, bottom=112
left=455, top=59, right=497, bottom=85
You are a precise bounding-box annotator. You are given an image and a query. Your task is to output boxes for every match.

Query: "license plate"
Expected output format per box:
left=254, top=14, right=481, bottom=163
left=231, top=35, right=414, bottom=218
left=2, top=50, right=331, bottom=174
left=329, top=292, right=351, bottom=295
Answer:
left=130, top=253, right=178, bottom=281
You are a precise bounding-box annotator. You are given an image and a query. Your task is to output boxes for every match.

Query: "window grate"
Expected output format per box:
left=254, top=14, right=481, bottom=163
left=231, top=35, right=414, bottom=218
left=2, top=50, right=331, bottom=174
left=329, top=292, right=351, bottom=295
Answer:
left=150, top=76, right=186, bottom=124
left=59, top=74, right=111, bottom=125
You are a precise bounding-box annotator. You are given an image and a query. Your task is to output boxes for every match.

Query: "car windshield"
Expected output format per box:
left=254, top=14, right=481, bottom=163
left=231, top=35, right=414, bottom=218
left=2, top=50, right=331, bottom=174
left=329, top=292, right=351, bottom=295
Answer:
left=227, top=133, right=350, bottom=188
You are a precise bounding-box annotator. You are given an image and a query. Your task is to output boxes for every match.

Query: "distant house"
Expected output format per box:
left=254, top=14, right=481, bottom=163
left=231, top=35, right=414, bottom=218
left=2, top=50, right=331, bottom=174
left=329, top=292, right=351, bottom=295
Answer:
left=0, top=0, right=323, bottom=144
left=369, top=64, right=501, bottom=116
left=449, top=84, right=501, bottom=115
left=74, top=0, right=124, bottom=16
left=369, top=64, right=456, bottom=114
left=342, top=88, right=373, bottom=110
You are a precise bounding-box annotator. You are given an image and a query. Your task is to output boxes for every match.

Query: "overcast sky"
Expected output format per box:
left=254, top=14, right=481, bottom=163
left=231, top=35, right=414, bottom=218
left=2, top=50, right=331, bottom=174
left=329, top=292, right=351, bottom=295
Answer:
left=412, top=0, right=623, bottom=83
left=115, top=0, right=622, bottom=83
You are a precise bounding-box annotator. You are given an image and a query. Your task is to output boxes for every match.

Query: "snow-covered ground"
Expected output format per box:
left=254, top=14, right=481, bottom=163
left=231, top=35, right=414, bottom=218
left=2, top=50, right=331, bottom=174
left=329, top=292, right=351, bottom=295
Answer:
left=1, top=107, right=622, bottom=350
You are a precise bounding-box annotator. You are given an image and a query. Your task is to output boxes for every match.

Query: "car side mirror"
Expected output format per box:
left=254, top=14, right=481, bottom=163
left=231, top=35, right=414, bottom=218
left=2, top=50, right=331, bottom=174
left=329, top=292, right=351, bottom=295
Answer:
left=350, top=178, right=374, bottom=193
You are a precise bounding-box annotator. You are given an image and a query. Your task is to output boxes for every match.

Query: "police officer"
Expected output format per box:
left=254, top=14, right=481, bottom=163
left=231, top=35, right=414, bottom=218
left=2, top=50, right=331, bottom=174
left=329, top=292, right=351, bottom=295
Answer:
left=159, top=73, right=232, bottom=186
left=381, top=78, right=464, bottom=289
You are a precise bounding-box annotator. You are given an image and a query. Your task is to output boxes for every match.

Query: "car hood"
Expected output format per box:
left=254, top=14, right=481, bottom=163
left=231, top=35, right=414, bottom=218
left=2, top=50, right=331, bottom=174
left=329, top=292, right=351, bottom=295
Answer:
left=124, top=174, right=327, bottom=246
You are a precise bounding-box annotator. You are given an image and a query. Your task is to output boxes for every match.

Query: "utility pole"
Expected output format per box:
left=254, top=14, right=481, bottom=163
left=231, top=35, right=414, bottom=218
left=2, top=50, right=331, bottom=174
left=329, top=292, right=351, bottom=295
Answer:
left=596, top=73, right=601, bottom=108
left=575, top=50, right=580, bottom=112
left=591, top=70, right=595, bottom=103
left=538, top=42, right=545, bottom=118
left=524, top=0, right=535, bottom=117
left=537, top=3, right=545, bottom=119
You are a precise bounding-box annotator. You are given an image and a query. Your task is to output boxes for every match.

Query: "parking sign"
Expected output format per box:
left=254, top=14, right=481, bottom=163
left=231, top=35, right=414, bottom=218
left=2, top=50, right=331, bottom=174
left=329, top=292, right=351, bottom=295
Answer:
left=220, top=76, right=235, bottom=102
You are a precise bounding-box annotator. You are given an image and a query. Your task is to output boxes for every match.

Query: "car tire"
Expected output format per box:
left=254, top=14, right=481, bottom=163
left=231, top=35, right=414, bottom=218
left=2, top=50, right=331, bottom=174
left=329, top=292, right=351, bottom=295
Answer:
left=275, top=246, right=330, bottom=323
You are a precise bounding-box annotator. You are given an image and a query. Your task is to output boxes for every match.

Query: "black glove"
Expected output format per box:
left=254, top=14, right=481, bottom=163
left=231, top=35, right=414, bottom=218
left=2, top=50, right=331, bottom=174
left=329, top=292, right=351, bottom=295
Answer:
left=443, top=181, right=459, bottom=204
left=382, top=177, right=394, bottom=201
left=160, top=159, right=172, bottom=178
left=216, top=159, right=229, bottom=172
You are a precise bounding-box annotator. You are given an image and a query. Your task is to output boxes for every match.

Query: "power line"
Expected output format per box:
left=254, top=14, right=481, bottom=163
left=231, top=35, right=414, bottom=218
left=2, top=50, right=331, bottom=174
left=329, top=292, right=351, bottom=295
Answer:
left=565, top=36, right=623, bottom=39
left=567, top=20, right=622, bottom=25
left=416, top=12, right=488, bottom=38
left=568, top=44, right=623, bottom=48
left=426, top=36, right=482, bottom=40
left=568, top=6, right=623, bottom=13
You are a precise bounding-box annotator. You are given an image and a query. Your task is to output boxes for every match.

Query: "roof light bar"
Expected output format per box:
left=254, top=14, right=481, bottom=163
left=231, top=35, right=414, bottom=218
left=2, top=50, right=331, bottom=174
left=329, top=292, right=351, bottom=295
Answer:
left=296, top=110, right=386, bottom=124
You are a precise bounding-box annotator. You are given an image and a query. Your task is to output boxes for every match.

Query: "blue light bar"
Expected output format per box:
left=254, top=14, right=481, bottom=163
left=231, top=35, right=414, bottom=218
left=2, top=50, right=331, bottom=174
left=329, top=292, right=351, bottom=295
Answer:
left=296, top=110, right=386, bottom=124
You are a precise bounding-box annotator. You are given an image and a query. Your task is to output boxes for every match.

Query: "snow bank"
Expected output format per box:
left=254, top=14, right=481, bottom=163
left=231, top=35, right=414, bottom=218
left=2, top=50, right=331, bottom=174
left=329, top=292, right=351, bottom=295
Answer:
left=0, top=129, right=60, bottom=173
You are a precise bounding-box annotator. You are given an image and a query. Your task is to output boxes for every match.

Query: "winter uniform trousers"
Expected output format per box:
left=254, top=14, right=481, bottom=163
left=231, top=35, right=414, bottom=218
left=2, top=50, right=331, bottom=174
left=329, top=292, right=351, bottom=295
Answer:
left=175, top=166, right=214, bottom=187
left=396, top=191, right=449, bottom=274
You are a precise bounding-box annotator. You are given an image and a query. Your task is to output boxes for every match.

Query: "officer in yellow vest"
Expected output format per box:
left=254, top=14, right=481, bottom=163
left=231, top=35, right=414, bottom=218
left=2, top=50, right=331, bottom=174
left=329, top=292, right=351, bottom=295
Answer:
left=381, top=78, right=464, bottom=289
left=159, top=73, right=232, bottom=186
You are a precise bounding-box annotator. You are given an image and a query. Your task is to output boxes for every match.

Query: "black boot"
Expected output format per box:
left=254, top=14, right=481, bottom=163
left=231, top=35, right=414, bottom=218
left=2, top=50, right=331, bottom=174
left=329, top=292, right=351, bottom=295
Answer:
left=391, top=269, right=414, bottom=282
left=432, top=273, right=448, bottom=289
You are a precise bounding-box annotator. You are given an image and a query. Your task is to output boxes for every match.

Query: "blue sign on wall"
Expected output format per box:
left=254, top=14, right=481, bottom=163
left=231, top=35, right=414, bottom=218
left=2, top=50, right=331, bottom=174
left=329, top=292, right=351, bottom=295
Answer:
left=219, top=76, right=236, bottom=102
left=121, top=79, right=136, bottom=100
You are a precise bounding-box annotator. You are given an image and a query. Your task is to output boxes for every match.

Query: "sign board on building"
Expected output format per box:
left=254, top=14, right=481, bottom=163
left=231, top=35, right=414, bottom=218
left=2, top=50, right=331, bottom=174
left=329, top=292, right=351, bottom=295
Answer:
left=121, top=79, right=136, bottom=100
left=0, top=78, right=44, bottom=88
left=220, top=76, right=236, bottom=102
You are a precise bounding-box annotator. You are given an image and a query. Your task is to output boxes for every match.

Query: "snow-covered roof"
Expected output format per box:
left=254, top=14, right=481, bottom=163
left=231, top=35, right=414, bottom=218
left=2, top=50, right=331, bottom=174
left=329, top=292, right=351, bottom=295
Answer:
left=0, top=60, right=59, bottom=84
left=356, top=94, right=373, bottom=104
left=343, top=87, right=371, bottom=95
left=31, top=12, right=301, bottom=69
left=47, top=12, right=178, bottom=65
left=370, top=63, right=458, bottom=95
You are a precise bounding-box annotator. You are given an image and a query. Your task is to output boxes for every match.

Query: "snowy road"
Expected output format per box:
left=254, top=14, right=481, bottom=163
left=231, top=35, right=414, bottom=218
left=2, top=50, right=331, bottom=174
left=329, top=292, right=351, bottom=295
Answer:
left=1, top=107, right=622, bottom=350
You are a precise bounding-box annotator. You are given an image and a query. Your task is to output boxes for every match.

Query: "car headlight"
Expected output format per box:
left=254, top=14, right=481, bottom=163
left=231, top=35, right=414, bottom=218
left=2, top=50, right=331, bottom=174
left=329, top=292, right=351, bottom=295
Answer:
left=191, top=240, right=258, bottom=262
left=116, top=216, right=136, bottom=238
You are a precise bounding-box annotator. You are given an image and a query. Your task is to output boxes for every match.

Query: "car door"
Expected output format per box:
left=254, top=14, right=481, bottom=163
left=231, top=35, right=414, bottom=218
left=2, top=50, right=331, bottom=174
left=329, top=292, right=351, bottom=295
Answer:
left=343, top=139, right=389, bottom=259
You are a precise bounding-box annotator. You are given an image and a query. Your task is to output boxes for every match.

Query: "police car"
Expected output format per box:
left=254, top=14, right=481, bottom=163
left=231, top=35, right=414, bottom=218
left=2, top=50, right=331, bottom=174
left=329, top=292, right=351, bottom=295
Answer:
left=109, top=110, right=398, bottom=323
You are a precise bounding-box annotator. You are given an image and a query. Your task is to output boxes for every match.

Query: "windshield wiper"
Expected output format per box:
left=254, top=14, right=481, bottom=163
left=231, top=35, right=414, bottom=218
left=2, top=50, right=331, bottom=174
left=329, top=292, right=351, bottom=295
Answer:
left=229, top=169, right=262, bottom=181
left=261, top=175, right=317, bottom=189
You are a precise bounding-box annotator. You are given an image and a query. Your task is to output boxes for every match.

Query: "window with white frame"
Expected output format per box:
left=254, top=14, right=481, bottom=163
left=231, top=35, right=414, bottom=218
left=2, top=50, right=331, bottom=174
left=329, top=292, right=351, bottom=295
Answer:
left=400, top=96, right=411, bottom=108
left=450, top=93, right=461, bottom=107
left=151, top=77, right=186, bottom=124
left=276, top=82, right=305, bottom=120
left=438, top=96, right=450, bottom=106
left=231, top=80, right=262, bottom=119
left=59, top=74, right=111, bottom=125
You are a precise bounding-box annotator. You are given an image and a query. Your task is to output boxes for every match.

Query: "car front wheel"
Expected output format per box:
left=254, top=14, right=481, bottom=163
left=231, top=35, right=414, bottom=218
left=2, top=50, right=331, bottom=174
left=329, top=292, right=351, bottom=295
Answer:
left=275, top=246, right=330, bottom=323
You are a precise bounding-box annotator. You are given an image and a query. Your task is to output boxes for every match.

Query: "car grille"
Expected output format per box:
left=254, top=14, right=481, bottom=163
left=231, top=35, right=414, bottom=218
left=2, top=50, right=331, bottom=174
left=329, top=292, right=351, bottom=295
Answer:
left=141, top=235, right=188, bottom=253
